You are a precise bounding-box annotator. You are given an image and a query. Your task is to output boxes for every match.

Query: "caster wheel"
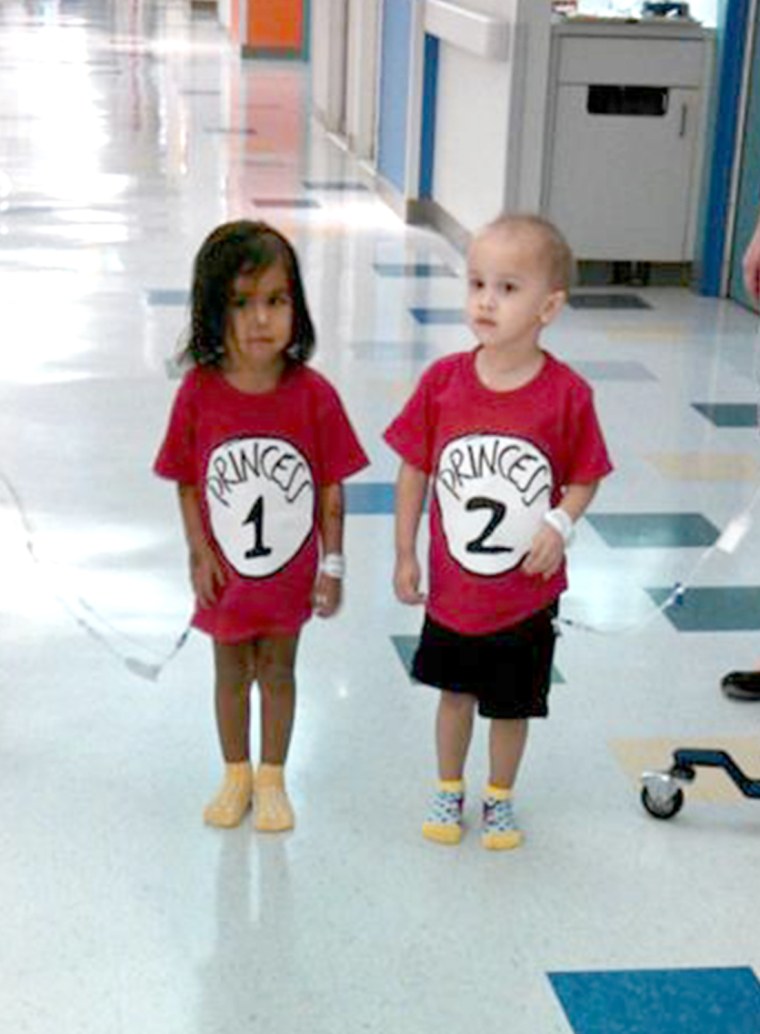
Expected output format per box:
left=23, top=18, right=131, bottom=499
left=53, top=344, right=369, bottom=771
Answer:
left=640, top=785, right=684, bottom=820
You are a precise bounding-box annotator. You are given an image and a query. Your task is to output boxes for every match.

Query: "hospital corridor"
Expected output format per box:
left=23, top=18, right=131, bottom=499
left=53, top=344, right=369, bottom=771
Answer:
left=1, top=2, right=759, bottom=1032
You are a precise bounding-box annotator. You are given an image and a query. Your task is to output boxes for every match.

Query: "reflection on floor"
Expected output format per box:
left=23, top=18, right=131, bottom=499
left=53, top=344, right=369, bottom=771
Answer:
left=1, top=3, right=759, bottom=1033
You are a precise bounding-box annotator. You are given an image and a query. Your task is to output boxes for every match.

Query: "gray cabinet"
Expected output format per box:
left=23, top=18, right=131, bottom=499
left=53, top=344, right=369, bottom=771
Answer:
left=542, top=20, right=714, bottom=263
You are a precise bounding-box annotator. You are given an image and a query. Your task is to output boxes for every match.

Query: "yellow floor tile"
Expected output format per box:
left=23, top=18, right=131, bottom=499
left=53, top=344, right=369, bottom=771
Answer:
left=645, top=452, right=760, bottom=481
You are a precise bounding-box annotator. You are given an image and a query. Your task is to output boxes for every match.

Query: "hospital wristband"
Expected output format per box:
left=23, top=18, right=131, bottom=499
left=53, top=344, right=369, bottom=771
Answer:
left=320, top=553, right=345, bottom=579
left=543, top=508, right=574, bottom=545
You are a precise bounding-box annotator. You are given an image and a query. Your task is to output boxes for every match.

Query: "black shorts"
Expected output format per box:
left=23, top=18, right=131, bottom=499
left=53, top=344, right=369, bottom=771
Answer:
left=411, top=604, right=558, bottom=719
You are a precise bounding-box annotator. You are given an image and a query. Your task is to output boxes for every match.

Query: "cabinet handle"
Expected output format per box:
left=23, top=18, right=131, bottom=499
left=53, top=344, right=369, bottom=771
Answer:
left=679, top=103, right=688, bottom=138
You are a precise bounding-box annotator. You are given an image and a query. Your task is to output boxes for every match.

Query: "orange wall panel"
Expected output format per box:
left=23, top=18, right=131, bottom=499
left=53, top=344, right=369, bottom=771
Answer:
left=245, top=0, right=301, bottom=50
left=247, top=0, right=303, bottom=51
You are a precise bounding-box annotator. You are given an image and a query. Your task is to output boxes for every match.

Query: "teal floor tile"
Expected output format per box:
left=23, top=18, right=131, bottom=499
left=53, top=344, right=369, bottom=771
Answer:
left=303, top=180, right=369, bottom=190
left=409, top=307, right=466, bottom=324
left=568, top=292, right=652, bottom=310
left=146, top=288, right=188, bottom=306
left=549, top=967, right=760, bottom=1034
left=586, top=513, right=719, bottom=548
left=374, top=263, right=457, bottom=277
left=344, top=482, right=396, bottom=514
left=647, top=586, right=760, bottom=631
left=572, top=360, right=657, bottom=382
left=692, top=402, right=759, bottom=427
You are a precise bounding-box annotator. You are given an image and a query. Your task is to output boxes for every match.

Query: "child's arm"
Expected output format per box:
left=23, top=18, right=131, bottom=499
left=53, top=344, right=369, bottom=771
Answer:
left=177, top=484, right=226, bottom=607
left=313, top=482, right=344, bottom=618
left=393, top=461, right=428, bottom=605
left=522, top=481, right=599, bottom=580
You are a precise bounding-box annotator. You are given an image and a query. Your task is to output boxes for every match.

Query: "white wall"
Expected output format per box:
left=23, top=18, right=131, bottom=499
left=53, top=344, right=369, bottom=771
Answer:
left=217, top=0, right=231, bottom=30
left=344, top=0, right=380, bottom=159
left=512, top=2, right=552, bottom=210
left=684, top=0, right=718, bottom=25
left=433, top=43, right=512, bottom=229
left=460, top=0, right=510, bottom=15
left=310, top=0, right=348, bottom=132
left=429, top=0, right=552, bottom=232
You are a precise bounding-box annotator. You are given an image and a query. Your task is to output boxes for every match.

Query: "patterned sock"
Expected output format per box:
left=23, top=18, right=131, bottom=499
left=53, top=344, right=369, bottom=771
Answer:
left=482, top=784, right=523, bottom=851
left=422, top=779, right=465, bottom=845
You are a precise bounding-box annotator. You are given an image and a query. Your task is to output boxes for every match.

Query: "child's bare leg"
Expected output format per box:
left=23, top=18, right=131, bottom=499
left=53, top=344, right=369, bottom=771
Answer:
left=213, top=640, right=256, bottom=761
left=253, top=635, right=299, bottom=832
left=482, top=717, right=528, bottom=850
left=422, top=691, right=476, bottom=845
left=204, top=640, right=256, bottom=827
left=436, top=690, right=477, bottom=780
left=488, top=717, right=528, bottom=789
left=256, top=635, right=298, bottom=764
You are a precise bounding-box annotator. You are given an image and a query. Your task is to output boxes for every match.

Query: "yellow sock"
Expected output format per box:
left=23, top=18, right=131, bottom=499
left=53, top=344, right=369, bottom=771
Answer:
left=439, top=778, right=465, bottom=794
left=253, top=763, right=295, bottom=832
left=203, top=761, right=254, bottom=828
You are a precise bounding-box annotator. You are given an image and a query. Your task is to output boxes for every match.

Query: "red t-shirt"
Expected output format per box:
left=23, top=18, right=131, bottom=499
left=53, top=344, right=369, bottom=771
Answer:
left=154, top=365, right=368, bottom=642
left=383, top=348, right=613, bottom=634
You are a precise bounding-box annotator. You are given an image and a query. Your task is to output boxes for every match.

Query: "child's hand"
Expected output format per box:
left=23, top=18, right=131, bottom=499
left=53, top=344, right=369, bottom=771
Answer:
left=190, top=545, right=226, bottom=608
left=312, top=571, right=342, bottom=618
left=522, top=524, right=564, bottom=580
left=394, top=555, right=426, bottom=605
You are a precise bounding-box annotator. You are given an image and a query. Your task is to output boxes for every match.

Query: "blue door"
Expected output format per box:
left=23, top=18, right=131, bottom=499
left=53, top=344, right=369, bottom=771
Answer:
left=377, top=0, right=414, bottom=193
left=728, top=13, right=760, bottom=310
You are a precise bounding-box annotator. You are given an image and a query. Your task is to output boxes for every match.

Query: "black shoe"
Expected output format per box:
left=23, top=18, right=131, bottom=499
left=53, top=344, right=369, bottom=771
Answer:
left=720, top=670, right=760, bottom=700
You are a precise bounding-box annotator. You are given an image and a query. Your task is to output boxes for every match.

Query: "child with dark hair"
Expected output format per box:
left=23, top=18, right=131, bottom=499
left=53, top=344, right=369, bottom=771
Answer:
left=385, top=213, right=612, bottom=850
left=155, top=220, right=368, bottom=832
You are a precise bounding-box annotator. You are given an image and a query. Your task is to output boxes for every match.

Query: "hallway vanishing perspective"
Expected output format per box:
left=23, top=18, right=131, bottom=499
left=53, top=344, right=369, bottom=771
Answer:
left=1, top=2, right=759, bottom=1032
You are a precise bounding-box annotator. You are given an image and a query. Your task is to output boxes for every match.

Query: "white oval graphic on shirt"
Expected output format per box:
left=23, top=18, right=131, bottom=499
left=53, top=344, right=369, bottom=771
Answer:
left=205, top=436, right=315, bottom=578
left=435, top=433, right=552, bottom=575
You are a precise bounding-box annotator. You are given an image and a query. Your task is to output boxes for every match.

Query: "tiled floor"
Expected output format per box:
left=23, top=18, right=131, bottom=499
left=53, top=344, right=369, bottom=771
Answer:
left=1, top=3, right=760, bottom=1032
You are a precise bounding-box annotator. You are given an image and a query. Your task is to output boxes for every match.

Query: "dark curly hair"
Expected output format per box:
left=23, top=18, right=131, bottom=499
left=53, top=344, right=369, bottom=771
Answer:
left=181, top=220, right=315, bottom=367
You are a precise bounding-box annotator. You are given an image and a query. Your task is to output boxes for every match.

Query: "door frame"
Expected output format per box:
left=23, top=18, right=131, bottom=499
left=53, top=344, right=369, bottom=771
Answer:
left=726, top=0, right=760, bottom=305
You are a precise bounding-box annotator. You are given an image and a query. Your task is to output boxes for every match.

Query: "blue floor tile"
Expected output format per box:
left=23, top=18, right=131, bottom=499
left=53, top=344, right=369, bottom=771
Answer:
left=344, top=481, right=397, bottom=514
left=205, top=126, right=258, bottom=135
left=692, top=402, right=759, bottom=427
left=146, top=288, right=189, bottom=306
left=586, top=513, right=719, bottom=548
left=647, top=586, right=760, bottom=631
left=302, top=179, right=369, bottom=191
left=373, top=262, right=457, bottom=278
left=409, top=307, right=466, bottom=325
left=568, top=293, right=652, bottom=310
left=164, top=357, right=183, bottom=380
left=0, top=203, right=60, bottom=215
left=243, top=157, right=292, bottom=166
left=253, top=198, right=321, bottom=208
left=392, top=635, right=418, bottom=674
left=349, top=340, right=438, bottom=360
left=548, top=967, right=760, bottom=1034
left=572, top=360, right=657, bottom=382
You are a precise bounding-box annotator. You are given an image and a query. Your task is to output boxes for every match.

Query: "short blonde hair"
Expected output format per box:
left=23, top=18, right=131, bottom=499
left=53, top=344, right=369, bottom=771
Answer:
left=477, top=213, right=574, bottom=292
